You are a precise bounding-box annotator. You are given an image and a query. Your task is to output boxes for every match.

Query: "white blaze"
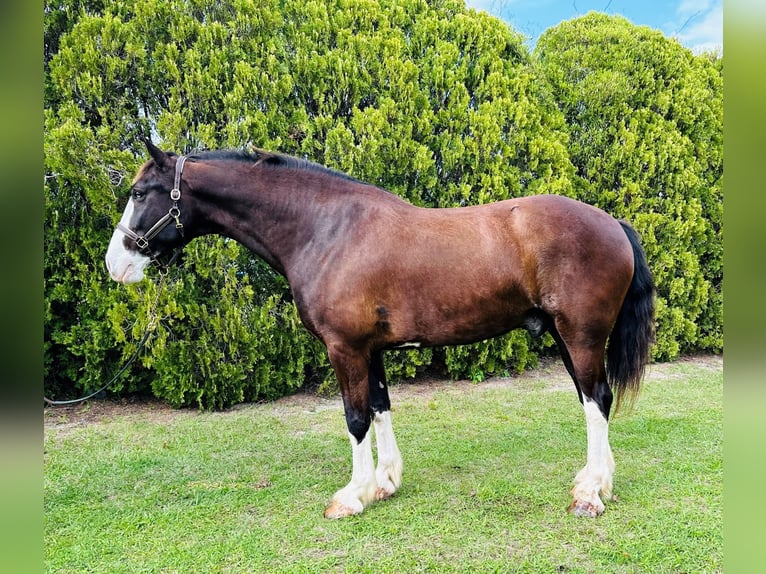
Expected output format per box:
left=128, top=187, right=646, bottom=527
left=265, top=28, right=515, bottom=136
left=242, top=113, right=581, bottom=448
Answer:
left=105, top=199, right=151, bottom=284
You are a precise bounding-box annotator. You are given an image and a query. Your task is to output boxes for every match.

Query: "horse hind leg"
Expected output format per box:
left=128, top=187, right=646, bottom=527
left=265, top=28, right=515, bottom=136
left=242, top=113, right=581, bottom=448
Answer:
left=369, top=351, right=403, bottom=501
left=551, top=325, right=616, bottom=517
left=569, top=376, right=616, bottom=518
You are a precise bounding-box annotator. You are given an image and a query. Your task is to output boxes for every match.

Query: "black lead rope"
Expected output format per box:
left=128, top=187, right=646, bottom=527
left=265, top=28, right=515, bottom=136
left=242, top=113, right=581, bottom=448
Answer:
left=43, top=328, right=154, bottom=406
left=44, top=269, right=170, bottom=407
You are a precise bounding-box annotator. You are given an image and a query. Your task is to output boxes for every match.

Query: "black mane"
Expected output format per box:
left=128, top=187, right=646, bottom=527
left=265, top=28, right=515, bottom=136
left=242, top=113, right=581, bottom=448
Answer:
left=188, top=148, right=361, bottom=183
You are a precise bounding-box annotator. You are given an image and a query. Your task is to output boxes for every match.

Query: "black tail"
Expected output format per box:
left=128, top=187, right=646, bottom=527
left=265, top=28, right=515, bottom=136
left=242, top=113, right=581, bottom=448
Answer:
left=607, top=221, right=655, bottom=412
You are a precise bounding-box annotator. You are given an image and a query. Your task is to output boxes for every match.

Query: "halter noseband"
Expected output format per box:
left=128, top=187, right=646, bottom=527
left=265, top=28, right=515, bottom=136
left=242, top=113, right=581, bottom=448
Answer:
left=117, top=154, right=187, bottom=261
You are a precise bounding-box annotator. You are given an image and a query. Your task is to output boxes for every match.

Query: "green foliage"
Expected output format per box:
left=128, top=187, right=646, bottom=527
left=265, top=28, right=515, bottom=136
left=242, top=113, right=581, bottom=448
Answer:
left=44, top=102, right=146, bottom=399
left=535, top=13, right=723, bottom=359
left=44, top=3, right=722, bottom=408
left=125, top=240, right=324, bottom=409
left=443, top=330, right=548, bottom=382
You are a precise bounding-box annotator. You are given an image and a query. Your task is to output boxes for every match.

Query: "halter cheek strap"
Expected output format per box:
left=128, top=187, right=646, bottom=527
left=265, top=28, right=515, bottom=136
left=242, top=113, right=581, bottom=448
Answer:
left=118, top=155, right=187, bottom=255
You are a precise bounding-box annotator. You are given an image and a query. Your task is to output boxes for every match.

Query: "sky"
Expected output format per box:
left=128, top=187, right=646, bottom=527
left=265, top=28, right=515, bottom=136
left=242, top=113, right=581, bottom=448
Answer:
left=464, top=0, right=723, bottom=54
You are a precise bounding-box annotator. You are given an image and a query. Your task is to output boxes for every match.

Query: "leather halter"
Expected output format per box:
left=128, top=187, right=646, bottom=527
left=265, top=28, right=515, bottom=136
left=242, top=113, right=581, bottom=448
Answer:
left=117, top=155, right=187, bottom=260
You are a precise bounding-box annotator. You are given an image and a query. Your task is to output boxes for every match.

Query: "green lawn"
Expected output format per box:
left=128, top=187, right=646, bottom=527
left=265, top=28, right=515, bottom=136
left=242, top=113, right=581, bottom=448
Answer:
left=44, top=357, right=722, bottom=573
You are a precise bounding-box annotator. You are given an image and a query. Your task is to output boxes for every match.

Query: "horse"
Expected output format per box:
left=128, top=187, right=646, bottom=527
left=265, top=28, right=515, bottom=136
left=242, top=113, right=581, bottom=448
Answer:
left=106, top=140, right=654, bottom=519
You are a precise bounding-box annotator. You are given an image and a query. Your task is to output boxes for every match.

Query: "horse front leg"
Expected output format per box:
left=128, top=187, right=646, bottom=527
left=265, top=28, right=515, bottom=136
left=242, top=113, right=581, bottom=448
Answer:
left=324, top=344, right=379, bottom=519
left=369, top=351, right=403, bottom=501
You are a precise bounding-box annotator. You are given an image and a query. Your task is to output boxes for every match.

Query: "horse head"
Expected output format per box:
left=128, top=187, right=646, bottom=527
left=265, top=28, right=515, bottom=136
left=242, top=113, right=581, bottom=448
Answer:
left=105, top=140, right=189, bottom=283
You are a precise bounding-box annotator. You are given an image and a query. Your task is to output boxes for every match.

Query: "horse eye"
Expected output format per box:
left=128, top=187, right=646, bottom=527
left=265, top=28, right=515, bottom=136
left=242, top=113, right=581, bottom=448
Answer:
left=132, top=189, right=146, bottom=201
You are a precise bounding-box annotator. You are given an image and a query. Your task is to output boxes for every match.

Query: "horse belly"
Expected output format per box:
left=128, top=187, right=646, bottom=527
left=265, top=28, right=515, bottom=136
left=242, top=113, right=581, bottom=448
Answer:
left=383, top=281, right=532, bottom=348
left=376, top=228, right=531, bottom=348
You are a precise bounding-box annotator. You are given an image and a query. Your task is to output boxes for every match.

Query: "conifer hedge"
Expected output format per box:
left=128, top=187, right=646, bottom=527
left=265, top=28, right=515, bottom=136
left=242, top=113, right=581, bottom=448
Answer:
left=44, top=1, right=722, bottom=408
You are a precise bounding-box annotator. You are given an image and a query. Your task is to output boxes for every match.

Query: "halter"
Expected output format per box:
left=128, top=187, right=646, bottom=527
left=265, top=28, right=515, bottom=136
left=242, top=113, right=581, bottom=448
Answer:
left=117, top=154, right=187, bottom=262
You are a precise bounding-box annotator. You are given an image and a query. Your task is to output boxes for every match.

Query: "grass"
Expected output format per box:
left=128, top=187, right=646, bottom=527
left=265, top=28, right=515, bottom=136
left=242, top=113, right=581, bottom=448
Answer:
left=44, top=357, right=722, bottom=573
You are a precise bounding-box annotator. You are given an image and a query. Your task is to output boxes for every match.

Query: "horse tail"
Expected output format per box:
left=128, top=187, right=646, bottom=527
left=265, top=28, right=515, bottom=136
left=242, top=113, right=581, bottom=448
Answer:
left=607, top=221, right=656, bottom=412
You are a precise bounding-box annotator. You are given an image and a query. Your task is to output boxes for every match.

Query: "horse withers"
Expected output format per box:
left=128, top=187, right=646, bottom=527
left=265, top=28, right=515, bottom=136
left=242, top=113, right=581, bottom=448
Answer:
left=106, top=140, right=654, bottom=518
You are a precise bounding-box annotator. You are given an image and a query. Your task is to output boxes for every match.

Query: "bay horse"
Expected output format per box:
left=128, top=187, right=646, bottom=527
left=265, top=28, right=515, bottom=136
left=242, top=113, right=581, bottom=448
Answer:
left=106, top=140, right=654, bottom=518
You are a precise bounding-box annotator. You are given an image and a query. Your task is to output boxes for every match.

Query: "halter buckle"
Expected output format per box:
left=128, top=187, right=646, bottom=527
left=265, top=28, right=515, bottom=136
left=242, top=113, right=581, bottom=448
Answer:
left=170, top=188, right=181, bottom=201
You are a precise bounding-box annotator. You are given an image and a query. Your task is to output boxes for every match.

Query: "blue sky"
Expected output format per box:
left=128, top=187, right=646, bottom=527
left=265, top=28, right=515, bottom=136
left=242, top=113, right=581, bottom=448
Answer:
left=465, top=0, right=723, bottom=54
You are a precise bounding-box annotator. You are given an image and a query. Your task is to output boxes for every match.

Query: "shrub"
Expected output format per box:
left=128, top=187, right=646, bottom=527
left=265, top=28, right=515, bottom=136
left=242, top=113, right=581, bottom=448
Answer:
left=536, top=13, right=723, bottom=359
left=44, top=3, right=722, bottom=408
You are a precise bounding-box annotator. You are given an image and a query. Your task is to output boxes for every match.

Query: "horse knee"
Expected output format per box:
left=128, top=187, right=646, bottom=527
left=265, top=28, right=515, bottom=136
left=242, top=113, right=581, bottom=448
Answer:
left=345, top=407, right=372, bottom=444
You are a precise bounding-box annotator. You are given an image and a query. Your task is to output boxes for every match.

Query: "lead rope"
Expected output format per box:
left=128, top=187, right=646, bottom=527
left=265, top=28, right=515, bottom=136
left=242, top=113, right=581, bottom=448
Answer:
left=43, top=269, right=170, bottom=407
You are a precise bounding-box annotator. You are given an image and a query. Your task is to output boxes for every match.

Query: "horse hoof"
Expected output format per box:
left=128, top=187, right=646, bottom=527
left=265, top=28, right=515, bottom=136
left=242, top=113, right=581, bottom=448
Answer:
left=324, top=500, right=361, bottom=519
left=375, top=486, right=395, bottom=501
left=568, top=499, right=604, bottom=518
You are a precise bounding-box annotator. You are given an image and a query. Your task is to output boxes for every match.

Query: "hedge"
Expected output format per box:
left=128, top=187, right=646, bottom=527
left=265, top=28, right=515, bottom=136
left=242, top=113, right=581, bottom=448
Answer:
left=44, top=1, right=722, bottom=408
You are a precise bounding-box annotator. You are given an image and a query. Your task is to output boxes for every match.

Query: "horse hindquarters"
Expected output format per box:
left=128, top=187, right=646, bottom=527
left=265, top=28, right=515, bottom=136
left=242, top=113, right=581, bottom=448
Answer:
left=552, top=220, right=654, bottom=517
left=572, top=221, right=654, bottom=517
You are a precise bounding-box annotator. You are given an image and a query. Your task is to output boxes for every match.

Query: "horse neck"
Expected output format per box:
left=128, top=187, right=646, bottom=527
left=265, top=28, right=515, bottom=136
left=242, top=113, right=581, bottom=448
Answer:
left=190, top=162, right=374, bottom=276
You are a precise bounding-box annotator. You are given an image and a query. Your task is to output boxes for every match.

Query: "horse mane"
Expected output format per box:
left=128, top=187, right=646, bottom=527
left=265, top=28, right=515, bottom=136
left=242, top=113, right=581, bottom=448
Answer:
left=187, top=149, right=361, bottom=184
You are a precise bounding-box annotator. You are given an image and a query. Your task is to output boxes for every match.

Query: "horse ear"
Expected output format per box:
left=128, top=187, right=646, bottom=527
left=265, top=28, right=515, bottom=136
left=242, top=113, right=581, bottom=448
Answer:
left=143, top=138, right=172, bottom=169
